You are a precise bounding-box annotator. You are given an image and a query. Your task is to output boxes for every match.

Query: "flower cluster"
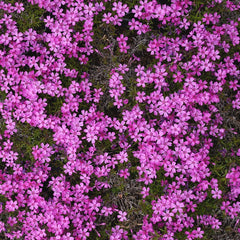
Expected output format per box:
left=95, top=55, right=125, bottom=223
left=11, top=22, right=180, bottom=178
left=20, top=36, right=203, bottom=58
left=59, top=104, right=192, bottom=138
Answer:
left=0, top=0, right=239, bottom=239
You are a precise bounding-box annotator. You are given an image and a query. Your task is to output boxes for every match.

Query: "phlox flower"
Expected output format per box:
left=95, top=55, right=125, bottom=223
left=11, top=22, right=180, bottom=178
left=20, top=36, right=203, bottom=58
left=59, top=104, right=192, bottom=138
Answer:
left=101, top=206, right=113, bottom=217
left=95, top=2, right=105, bottom=12
left=117, top=211, right=127, bottom=222
left=211, top=218, right=222, bottom=229
left=117, top=35, right=130, bottom=53
left=232, top=99, right=240, bottom=109
left=136, top=91, right=146, bottom=103
left=5, top=119, right=17, bottom=135
left=117, top=63, right=129, bottom=74
left=89, top=199, right=101, bottom=212
left=0, top=221, right=5, bottom=232
left=164, top=161, right=177, bottom=178
left=84, top=3, right=95, bottom=16
left=136, top=76, right=147, bottom=88
left=24, top=28, right=37, bottom=42
left=180, top=18, right=190, bottom=29
left=5, top=200, right=18, bottom=212
left=119, top=42, right=130, bottom=53
left=79, top=54, right=89, bottom=65
left=237, top=149, right=240, bottom=156
left=129, top=18, right=140, bottom=31
left=110, top=225, right=128, bottom=240
left=102, top=12, right=113, bottom=24
left=132, top=5, right=143, bottom=18
left=14, top=2, right=24, bottom=13
left=119, top=168, right=130, bottom=179
left=93, top=88, right=103, bottom=103
left=141, top=187, right=150, bottom=198
left=77, top=228, right=90, bottom=240
left=222, top=41, right=230, bottom=53
left=211, top=189, right=222, bottom=199
left=116, top=151, right=128, bottom=163
left=173, top=71, right=184, bottom=83
left=113, top=98, right=123, bottom=109
left=83, top=124, right=99, bottom=144
left=154, top=4, right=165, bottom=20
left=112, top=2, right=129, bottom=17
left=193, top=227, right=204, bottom=238
left=229, top=80, right=239, bottom=91
left=162, top=210, right=174, bottom=222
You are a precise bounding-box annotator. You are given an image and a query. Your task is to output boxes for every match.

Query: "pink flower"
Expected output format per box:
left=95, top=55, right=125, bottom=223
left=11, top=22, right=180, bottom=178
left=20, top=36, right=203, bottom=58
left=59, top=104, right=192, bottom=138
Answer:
left=220, top=201, right=230, bottom=212
left=229, top=80, right=239, bottom=91
left=132, top=5, right=143, bottom=18
left=180, top=18, right=190, bottom=29
left=141, top=187, right=150, bottom=198
left=116, top=151, right=128, bottom=163
left=119, top=168, right=130, bottom=179
left=117, top=211, right=127, bottom=222
left=89, top=199, right=101, bottom=212
left=173, top=71, right=184, bottom=83
left=102, top=12, right=113, bottom=24
left=119, top=42, right=130, bottom=53
left=117, top=64, right=129, bottom=74
left=14, top=2, right=24, bottom=13
left=211, top=189, right=222, bottom=199
left=5, top=200, right=18, bottom=212
left=162, top=210, right=174, bottom=222
left=154, top=5, right=165, bottom=20
left=0, top=221, right=5, bottom=233
left=112, top=2, right=129, bottom=17
left=101, top=207, right=113, bottom=217
left=237, top=149, right=240, bottom=156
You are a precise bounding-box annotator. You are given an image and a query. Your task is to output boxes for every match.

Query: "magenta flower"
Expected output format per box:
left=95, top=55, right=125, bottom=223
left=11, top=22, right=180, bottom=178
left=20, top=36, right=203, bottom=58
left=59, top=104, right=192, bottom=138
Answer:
left=118, top=211, right=127, bottom=222
left=119, top=168, right=130, bottom=179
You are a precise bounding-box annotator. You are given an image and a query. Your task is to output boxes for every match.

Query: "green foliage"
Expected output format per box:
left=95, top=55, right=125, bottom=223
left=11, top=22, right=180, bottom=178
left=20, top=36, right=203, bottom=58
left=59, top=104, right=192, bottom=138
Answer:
left=11, top=122, right=53, bottom=168
left=39, top=94, right=64, bottom=116
left=11, top=1, right=45, bottom=33
left=149, top=169, right=166, bottom=199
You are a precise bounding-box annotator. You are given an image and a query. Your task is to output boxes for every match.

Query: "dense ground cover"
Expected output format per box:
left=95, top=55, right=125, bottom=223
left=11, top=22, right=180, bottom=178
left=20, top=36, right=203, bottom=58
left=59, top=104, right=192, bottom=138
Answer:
left=0, top=0, right=240, bottom=239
